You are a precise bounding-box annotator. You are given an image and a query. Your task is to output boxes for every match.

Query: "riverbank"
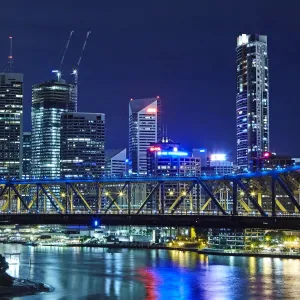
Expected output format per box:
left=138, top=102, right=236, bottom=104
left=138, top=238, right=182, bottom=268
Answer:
left=0, top=277, right=54, bottom=299
left=5, top=241, right=300, bottom=259
left=198, top=249, right=300, bottom=259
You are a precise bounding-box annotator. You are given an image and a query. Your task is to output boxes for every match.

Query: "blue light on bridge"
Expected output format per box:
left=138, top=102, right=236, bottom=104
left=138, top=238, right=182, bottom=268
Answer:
left=92, top=219, right=100, bottom=227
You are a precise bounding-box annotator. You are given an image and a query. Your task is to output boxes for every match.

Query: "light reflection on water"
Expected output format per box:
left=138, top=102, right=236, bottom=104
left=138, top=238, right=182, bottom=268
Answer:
left=0, top=244, right=300, bottom=300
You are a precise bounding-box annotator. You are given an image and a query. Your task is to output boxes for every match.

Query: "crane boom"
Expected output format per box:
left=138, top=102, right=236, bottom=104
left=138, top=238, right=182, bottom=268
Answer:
left=77, top=31, right=91, bottom=67
left=60, top=30, right=74, bottom=71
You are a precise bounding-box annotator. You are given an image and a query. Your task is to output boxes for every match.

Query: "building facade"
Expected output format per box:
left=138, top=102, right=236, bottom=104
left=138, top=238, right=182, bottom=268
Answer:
left=60, top=112, right=105, bottom=178
left=105, top=148, right=127, bottom=177
left=0, top=73, right=23, bottom=178
left=207, top=154, right=234, bottom=175
left=208, top=228, right=264, bottom=250
left=21, top=132, right=31, bottom=179
left=31, top=80, right=75, bottom=179
left=129, top=97, right=161, bottom=175
left=147, top=139, right=201, bottom=210
left=236, top=34, right=270, bottom=171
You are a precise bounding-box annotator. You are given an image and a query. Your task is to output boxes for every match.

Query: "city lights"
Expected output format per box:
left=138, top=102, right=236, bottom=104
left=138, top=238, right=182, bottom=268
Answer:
left=157, top=151, right=188, bottom=156
left=210, top=154, right=226, bottom=161
left=147, top=108, right=156, bottom=113
left=150, top=146, right=161, bottom=152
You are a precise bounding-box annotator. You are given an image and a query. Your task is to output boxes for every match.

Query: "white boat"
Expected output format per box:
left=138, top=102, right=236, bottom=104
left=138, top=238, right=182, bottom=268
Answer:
left=4, top=253, right=21, bottom=265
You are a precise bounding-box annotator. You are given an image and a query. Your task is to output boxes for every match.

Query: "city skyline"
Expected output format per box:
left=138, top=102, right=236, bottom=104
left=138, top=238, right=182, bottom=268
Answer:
left=1, top=1, right=300, bottom=158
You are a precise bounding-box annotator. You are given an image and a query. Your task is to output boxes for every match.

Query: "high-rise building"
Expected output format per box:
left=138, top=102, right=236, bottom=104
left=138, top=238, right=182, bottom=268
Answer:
left=147, top=139, right=201, bottom=210
left=0, top=73, right=23, bottom=178
left=21, top=132, right=31, bottom=179
left=129, top=97, right=161, bottom=175
left=105, top=148, right=127, bottom=177
left=31, top=79, right=75, bottom=179
left=60, top=112, right=105, bottom=178
left=192, top=148, right=207, bottom=167
left=207, top=154, right=234, bottom=175
left=236, top=34, right=269, bottom=171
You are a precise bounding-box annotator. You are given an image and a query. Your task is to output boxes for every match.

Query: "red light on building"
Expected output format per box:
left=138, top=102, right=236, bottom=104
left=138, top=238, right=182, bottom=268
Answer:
left=150, top=147, right=161, bottom=152
left=263, top=152, right=271, bottom=158
left=147, top=108, right=157, bottom=113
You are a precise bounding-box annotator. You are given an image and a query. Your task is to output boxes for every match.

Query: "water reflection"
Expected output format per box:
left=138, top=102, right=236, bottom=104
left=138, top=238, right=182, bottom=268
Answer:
left=0, top=244, right=300, bottom=299
left=7, top=263, right=19, bottom=278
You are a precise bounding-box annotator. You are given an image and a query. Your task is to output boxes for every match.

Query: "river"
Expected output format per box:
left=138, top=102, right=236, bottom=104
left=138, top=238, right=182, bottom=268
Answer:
left=1, top=244, right=300, bottom=299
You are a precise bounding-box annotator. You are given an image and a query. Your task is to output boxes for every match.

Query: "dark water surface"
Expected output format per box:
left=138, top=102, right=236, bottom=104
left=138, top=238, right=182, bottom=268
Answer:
left=1, top=244, right=300, bottom=300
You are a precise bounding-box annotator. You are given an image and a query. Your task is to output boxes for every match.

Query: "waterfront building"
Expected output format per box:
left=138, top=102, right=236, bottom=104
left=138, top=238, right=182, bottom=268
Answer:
left=208, top=228, right=264, bottom=250
left=105, top=148, right=127, bottom=177
left=236, top=34, right=270, bottom=171
left=31, top=79, right=75, bottom=179
left=60, top=112, right=105, bottom=178
left=21, top=132, right=31, bottom=179
left=129, top=97, right=161, bottom=175
left=0, top=72, right=23, bottom=178
left=146, top=138, right=201, bottom=210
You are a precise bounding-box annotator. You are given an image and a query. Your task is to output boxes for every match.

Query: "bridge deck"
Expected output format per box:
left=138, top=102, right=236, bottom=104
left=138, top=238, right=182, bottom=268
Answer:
left=0, top=213, right=300, bottom=229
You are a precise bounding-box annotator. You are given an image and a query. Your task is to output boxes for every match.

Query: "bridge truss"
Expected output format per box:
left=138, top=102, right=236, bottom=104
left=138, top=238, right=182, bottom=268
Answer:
left=0, top=166, right=300, bottom=219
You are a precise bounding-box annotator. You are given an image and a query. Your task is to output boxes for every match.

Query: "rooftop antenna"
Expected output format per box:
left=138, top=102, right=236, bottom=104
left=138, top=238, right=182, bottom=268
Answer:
left=165, top=124, right=168, bottom=143
left=4, top=36, right=13, bottom=72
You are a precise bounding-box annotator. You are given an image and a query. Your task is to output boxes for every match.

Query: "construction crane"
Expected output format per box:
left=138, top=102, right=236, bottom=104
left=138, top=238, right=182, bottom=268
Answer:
left=53, top=31, right=74, bottom=81
left=72, top=31, right=91, bottom=85
left=4, top=36, right=13, bottom=72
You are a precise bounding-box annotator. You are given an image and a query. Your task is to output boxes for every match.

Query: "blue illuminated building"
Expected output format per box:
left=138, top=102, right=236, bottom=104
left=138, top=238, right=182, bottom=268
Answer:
left=147, top=138, right=200, bottom=177
left=147, top=138, right=200, bottom=210
left=236, top=34, right=270, bottom=171
left=192, top=148, right=208, bottom=167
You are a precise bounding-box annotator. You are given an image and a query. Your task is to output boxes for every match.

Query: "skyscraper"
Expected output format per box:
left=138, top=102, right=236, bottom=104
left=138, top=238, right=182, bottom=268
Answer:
left=129, top=97, right=161, bottom=175
left=60, top=112, right=105, bottom=178
left=236, top=34, right=269, bottom=171
left=105, top=148, right=127, bottom=177
left=31, top=79, right=75, bottom=179
left=21, top=132, right=31, bottom=179
left=0, top=73, right=23, bottom=178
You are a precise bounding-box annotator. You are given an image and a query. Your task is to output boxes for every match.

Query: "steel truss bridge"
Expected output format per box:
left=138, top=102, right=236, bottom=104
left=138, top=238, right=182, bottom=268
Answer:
left=1, top=166, right=300, bottom=229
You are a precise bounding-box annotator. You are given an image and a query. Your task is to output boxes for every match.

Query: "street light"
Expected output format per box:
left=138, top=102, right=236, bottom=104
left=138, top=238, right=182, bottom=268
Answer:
left=169, top=191, right=174, bottom=196
left=61, top=192, right=66, bottom=198
left=250, top=191, right=256, bottom=197
left=119, top=192, right=124, bottom=196
left=105, top=192, right=109, bottom=196
left=182, top=191, right=187, bottom=196
left=240, top=191, right=245, bottom=197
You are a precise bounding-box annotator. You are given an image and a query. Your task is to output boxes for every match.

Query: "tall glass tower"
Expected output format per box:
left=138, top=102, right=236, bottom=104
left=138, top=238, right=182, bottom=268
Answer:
left=31, top=80, right=75, bottom=179
left=236, top=34, right=270, bottom=171
left=129, top=97, right=161, bottom=175
left=0, top=73, right=23, bottom=178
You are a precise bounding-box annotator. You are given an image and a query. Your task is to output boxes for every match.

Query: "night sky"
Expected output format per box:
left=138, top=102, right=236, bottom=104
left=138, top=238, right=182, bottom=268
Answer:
left=0, top=1, right=299, bottom=159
